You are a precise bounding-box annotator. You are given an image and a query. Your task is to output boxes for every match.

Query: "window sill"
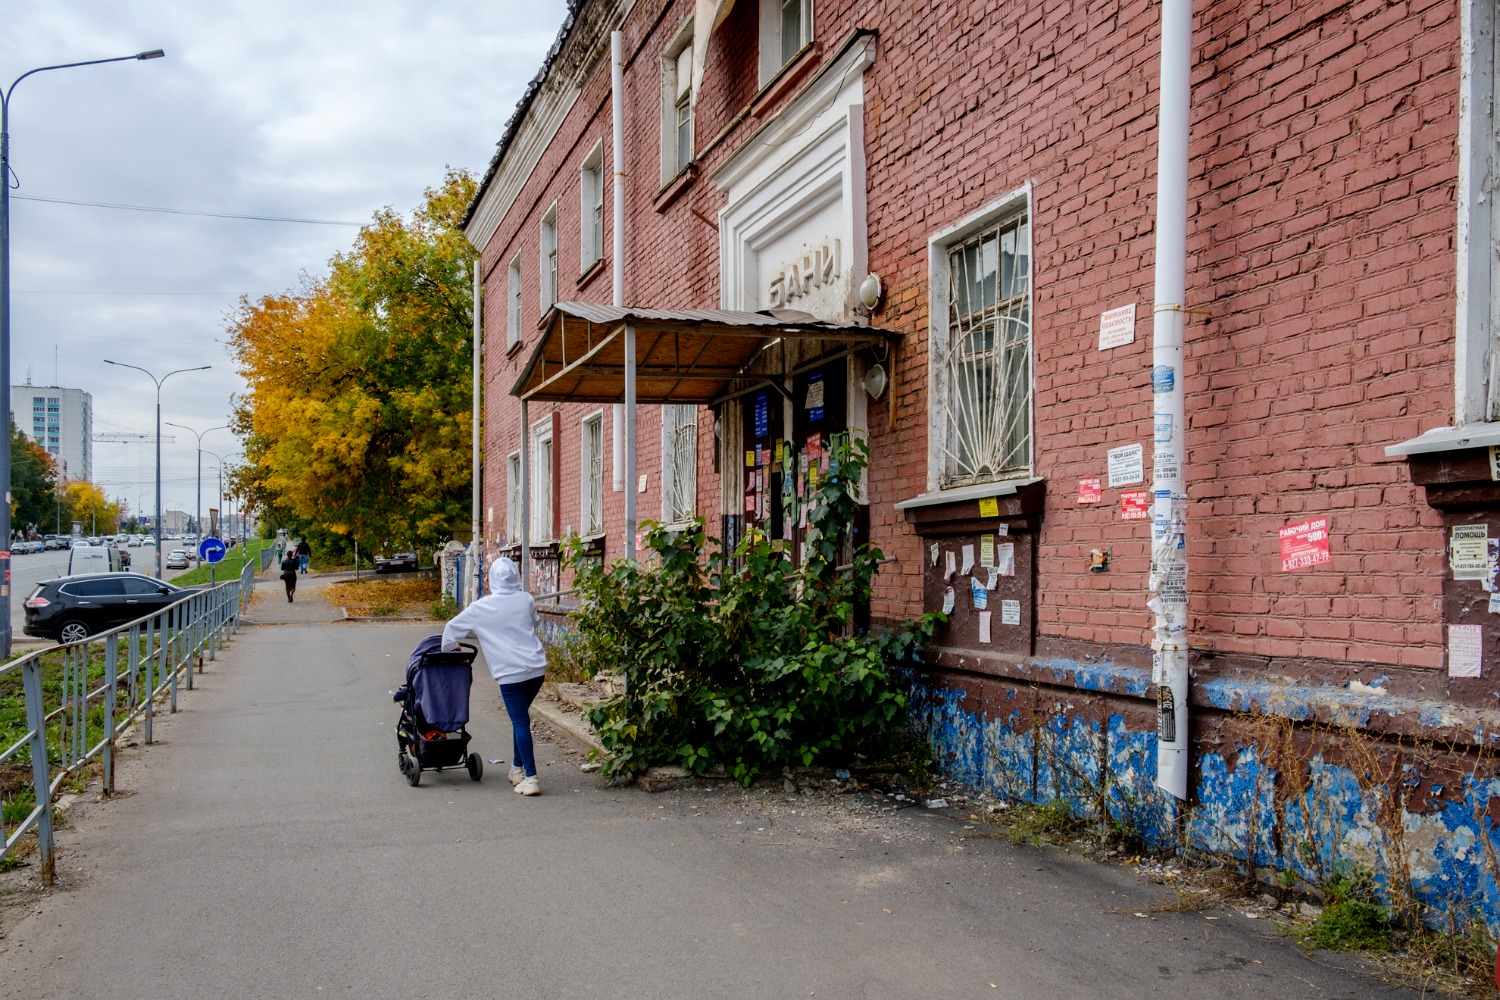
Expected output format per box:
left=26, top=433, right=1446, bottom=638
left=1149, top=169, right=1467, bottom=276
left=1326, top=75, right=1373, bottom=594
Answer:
left=535, top=305, right=556, bottom=331
left=1386, top=422, right=1500, bottom=457
left=576, top=257, right=605, bottom=291
left=753, top=41, right=822, bottom=114
left=506, top=338, right=525, bottom=359
left=895, top=477, right=1046, bottom=536
left=653, top=163, right=698, bottom=213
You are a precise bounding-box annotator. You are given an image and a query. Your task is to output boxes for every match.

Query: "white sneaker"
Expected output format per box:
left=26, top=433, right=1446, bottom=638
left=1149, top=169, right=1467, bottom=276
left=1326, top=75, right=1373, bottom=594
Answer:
left=508, top=766, right=525, bottom=785
left=514, top=776, right=541, bottom=796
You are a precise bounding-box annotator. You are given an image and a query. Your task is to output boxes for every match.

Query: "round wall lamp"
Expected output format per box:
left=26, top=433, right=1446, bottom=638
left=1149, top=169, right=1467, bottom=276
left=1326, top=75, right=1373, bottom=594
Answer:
left=857, top=272, right=885, bottom=313
left=863, top=363, right=888, bottom=399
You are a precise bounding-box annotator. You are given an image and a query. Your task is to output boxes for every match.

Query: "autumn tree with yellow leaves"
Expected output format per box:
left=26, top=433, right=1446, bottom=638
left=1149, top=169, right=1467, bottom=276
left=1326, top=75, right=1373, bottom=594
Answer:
left=230, top=170, right=475, bottom=553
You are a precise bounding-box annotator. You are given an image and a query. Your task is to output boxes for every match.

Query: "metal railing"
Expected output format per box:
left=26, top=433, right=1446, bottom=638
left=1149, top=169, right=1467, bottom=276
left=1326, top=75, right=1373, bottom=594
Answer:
left=0, top=561, right=257, bottom=883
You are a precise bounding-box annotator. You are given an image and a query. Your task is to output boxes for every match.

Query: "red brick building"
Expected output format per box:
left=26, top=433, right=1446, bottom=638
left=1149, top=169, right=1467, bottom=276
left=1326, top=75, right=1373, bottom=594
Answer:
left=465, top=0, right=1500, bottom=928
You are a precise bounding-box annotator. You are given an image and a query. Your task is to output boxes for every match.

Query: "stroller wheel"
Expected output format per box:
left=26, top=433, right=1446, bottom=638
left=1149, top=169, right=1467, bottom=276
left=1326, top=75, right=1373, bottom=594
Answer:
left=405, top=754, right=421, bottom=787
left=467, top=753, right=483, bottom=782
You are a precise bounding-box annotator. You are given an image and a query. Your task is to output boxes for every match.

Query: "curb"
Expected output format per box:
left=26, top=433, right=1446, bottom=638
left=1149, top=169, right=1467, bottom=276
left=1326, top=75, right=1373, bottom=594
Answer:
left=533, top=699, right=603, bottom=755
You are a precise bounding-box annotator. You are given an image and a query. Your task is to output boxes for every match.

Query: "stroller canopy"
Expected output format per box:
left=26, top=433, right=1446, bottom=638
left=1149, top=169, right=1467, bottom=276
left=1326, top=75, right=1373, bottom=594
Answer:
left=406, top=635, right=473, bottom=733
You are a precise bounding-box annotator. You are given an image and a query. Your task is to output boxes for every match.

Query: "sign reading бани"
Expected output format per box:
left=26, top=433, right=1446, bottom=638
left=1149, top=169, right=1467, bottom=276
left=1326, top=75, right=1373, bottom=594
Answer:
left=767, top=239, right=841, bottom=309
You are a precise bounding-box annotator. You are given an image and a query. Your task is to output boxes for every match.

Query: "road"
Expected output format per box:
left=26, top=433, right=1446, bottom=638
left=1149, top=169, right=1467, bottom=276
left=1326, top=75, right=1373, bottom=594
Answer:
left=0, top=579, right=1427, bottom=999
left=9, top=545, right=195, bottom=641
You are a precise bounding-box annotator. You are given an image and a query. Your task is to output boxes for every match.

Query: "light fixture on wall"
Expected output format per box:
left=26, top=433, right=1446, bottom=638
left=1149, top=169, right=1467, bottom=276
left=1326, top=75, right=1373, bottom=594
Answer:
left=863, top=363, right=888, bottom=400
left=857, top=272, right=884, bottom=313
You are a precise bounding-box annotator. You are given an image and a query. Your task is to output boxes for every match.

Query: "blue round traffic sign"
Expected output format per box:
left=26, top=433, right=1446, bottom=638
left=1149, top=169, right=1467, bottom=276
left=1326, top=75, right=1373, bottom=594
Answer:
left=199, top=537, right=227, bottom=564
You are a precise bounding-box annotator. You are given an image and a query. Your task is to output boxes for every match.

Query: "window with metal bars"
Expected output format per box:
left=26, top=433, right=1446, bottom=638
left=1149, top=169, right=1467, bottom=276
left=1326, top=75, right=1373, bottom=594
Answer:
left=581, top=413, right=604, bottom=536
left=530, top=421, right=554, bottom=541
left=941, top=212, right=1032, bottom=488
left=507, top=451, right=522, bottom=544
left=661, top=404, right=697, bottom=524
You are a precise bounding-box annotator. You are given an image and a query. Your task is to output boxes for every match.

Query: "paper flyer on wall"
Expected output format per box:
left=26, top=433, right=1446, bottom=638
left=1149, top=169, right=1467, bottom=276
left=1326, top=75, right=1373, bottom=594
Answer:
left=971, top=577, right=987, bottom=610
left=980, top=534, right=995, bottom=567
left=941, top=587, right=955, bottom=615
left=977, top=611, right=991, bottom=644
left=1448, top=624, right=1483, bottom=678
left=1001, top=599, right=1021, bottom=626
left=961, top=544, right=975, bottom=575
left=995, top=542, right=1015, bottom=576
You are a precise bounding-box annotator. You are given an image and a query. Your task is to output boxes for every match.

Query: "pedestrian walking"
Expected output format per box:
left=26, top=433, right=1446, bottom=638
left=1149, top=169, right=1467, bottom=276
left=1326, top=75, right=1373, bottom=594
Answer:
left=296, top=537, right=311, bottom=574
left=440, top=557, right=548, bottom=795
left=280, top=550, right=299, bottom=602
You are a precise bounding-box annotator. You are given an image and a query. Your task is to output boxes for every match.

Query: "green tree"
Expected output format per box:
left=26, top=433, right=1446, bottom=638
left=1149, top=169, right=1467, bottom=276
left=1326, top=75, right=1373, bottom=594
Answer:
left=10, top=421, right=57, bottom=535
left=229, top=168, right=475, bottom=550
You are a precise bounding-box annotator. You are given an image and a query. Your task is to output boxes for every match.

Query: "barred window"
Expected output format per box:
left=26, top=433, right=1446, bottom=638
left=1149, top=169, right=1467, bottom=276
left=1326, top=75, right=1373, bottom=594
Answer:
left=661, top=404, right=697, bottom=524
left=940, top=211, right=1031, bottom=488
left=581, top=413, right=604, bottom=537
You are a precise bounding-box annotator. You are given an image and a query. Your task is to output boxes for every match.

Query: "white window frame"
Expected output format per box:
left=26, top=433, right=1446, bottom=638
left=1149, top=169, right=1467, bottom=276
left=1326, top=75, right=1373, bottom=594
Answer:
left=661, top=24, right=695, bottom=183
left=580, top=410, right=605, bottom=538
left=660, top=404, right=698, bottom=525
left=579, top=143, right=604, bottom=273
left=926, top=184, right=1034, bottom=493
left=530, top=418, right=554, bottom=542
left=759, top=0, right=813, bottom=86
left=539, top=204, right=558, bottom=313
left=507, top=254, right=523, bottom=349
left=506, top=450, right=523, bottom=544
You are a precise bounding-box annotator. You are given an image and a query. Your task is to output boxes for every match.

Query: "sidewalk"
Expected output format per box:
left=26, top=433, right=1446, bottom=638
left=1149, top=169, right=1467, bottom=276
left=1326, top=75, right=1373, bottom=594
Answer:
left=244, top=571, right=343, bottom=625
left=0, top=613, right=1430, bottom=999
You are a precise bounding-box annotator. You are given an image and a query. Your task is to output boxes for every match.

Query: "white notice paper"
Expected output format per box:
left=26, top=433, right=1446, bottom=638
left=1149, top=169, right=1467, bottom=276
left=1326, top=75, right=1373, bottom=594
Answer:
left=1001, top=599, right=1021, bottom=626
left=929, top=542, right=939, bottom=567
left=1451, top=525, right=1489, bottom=581
left=986, top=567, right=999, bottom=591
left=945, top=550, right=956, bottom=580
left=977, top=611, right=991, bottom=644
left=995, top=542, right=1015, bottom=577
left=1107, top=443, right=1145, bottom=487
left=941, top=586, right=956, bottom=615
left=1098, top=303, right=1136, bottom=350
left=1449, top=624, right=1483, bottom=677
left=961, top=544, right=975, bottom=575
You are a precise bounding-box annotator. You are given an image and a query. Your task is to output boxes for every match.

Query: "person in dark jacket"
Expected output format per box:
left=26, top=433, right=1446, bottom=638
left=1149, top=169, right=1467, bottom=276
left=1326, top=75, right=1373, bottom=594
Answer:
left=295, top=538, right=311, bottom=574
left=280, top=551, right=299, bottom=602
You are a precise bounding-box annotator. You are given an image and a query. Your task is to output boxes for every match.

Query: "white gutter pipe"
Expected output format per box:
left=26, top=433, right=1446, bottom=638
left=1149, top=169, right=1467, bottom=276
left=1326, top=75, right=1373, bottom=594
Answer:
left=520, top=398, right=531, bottom=592
left=611, top=29, right=626, bottom=494
left=472, top=258, right=483, bottom=599
left=1151, top=0, right=1192, bottom=801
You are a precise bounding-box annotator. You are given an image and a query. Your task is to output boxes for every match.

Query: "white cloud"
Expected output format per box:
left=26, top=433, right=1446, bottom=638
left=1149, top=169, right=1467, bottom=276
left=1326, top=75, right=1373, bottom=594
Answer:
left=2, top=0, right=567, bottom=514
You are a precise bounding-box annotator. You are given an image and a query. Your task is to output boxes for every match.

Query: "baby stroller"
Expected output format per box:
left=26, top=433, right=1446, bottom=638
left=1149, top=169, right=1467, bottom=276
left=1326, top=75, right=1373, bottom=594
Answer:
left=394, top=635, right=483, bottom=786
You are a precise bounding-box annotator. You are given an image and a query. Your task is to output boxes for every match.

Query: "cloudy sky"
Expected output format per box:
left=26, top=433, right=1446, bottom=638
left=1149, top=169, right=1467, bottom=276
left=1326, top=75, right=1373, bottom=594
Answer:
left=3, top=1, right=568, bottom=524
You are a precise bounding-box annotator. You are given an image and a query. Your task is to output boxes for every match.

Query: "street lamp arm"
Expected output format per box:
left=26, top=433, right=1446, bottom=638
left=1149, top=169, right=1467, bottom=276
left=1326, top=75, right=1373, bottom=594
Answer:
left=4, top=51, right=165, bottom=110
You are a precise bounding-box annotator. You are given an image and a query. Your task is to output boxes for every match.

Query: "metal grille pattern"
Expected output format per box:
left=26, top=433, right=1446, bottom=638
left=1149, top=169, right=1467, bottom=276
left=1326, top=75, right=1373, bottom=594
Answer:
left=584, top=415, right=603, bottom=536
left=665, top=404, right=697, bottom=523
left=942, top=214, right=1031, bottom=487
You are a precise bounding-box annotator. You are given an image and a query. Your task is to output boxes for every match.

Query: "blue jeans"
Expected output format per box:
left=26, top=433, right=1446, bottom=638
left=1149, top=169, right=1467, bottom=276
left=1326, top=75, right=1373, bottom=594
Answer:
left=298, top=554, right=309, bottom=573
left=499, top=676, right=545, bottom=778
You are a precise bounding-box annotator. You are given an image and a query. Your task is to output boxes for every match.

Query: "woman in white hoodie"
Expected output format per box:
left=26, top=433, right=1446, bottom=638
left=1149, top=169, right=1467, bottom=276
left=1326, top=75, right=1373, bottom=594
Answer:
left=441, top=557, right=549, bottom=795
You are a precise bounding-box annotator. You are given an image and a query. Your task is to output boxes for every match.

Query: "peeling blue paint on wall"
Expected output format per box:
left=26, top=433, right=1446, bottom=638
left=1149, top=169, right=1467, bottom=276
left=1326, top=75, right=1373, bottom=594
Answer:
left=908, top=665, right=1500, bottom=933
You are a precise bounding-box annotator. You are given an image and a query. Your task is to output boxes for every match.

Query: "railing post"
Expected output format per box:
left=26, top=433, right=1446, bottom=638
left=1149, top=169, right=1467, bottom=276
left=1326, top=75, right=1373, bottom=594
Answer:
left=169, top=607, right=179, bottom=713
left=185, top=595, right=196, bottom=690
left=104, top=636, right=118, bottom=796
left=144, top=617, right=155, bottom=743
left=22, top=658, right=55, bottom=885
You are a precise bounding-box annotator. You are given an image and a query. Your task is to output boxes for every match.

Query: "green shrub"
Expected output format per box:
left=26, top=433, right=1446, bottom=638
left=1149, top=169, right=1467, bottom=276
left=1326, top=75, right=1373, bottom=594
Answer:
left=430, top=595, right=460, bottom=620
left=564, top=434, right=944, bottom=785
left=1309, top=900, right=1394, bottom=952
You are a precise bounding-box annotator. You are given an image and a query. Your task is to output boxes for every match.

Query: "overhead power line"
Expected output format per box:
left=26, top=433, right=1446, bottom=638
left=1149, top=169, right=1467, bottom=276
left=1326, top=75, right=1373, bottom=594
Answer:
left=13, top=193, right=362, bottom=227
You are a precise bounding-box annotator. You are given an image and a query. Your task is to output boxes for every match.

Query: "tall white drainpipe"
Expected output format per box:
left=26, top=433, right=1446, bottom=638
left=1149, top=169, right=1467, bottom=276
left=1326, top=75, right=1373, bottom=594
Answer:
left=611, top=30, right=626, bottom=494
left=472, top=258, right=483, bottom=599
left=1152, top=0, right=1192, bottom=801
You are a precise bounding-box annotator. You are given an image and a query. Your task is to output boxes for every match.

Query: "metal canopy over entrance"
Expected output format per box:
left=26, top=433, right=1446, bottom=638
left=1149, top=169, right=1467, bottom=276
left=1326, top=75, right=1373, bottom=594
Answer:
left=510, top=302, right=897, bottom=404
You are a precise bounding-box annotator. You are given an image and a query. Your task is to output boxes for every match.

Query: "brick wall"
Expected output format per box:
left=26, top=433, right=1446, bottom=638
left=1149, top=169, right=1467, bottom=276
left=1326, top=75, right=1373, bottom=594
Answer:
left=475, top=0, right=1459, bottom=678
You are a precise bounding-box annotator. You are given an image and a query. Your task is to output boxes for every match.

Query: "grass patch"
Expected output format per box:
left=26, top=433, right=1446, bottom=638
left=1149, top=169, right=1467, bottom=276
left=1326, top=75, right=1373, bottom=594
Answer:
left=170, top=539, right=267, bottom=587
left=1004, top=799, right=1089, bottom=846
left=431, top=595, right=460, bottom=621
left=325, top=578, right=439, bottom=618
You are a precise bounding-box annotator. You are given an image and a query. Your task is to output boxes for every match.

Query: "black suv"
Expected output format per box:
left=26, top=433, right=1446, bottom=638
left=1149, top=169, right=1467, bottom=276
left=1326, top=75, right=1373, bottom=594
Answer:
left=24, top=573, right=189, bottom=644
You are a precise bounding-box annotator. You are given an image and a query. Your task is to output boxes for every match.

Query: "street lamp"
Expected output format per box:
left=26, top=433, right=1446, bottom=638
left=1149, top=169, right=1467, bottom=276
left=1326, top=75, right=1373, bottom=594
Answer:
left=0, top=48, right=165, bottom=654
left=102, top=361, right=209, bottom=578
left=165, top=422, right=228, bottom=542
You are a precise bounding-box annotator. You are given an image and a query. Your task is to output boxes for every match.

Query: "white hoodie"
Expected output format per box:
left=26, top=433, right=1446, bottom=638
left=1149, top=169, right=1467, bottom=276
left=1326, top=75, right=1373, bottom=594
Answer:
left=440, top=557, right=548, bottom=686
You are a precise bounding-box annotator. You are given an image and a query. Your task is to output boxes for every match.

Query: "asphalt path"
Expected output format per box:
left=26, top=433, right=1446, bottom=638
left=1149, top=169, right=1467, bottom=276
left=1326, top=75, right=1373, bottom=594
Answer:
left=0, top=579, right=1427, bottom=999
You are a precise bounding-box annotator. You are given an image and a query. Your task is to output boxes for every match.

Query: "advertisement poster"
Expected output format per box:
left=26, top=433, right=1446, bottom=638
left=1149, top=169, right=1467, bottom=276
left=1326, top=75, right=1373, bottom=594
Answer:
left=1451, top=524, right=1489, bottom=581
left=1120, top=490, right=1151, bottom=520
left=1106, top=444, right=1144, bottom=487
left=1278, top=517, right=1332, bottom=572
left=1077, top=478, right=1102, bottom=504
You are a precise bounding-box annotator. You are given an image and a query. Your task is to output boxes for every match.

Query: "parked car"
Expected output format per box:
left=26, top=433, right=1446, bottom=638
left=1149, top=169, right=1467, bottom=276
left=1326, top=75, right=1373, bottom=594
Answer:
left=164, top=549, right=192, bottom=569
left=24, top=572, right=189, bottom=644
left=374, top=550, right=418, bottom=574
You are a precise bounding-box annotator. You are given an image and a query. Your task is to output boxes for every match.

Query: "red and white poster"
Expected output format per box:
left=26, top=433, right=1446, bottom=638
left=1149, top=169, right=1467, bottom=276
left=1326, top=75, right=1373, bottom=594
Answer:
left=1279, top=517, right=1331, bottom=572
left=1077, top=478, right=1102, bottom=504
left=1120, top=490, right=1151, bottom=520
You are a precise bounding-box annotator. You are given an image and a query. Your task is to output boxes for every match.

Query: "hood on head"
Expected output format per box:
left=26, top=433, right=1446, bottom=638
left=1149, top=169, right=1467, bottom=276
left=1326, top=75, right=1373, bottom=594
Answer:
left=490, top=557, right=522, bottom=594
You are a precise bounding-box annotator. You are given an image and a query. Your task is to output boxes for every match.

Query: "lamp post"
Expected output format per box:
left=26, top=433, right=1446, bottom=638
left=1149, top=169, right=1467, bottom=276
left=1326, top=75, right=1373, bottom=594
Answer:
left=0, top=48, right=165, bottom=655
left=165, top=422, right=228, bottom=541
left=102, top=361, right=210, bottom=578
